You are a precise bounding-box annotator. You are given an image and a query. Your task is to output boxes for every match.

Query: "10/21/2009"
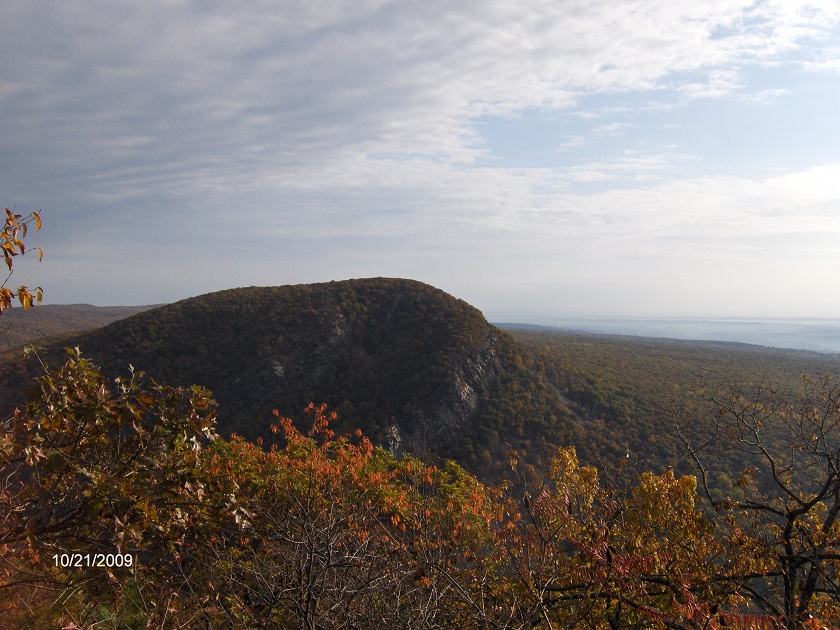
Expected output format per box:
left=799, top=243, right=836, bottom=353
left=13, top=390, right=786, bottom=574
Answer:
left=53, top=553, right=134, bottom=568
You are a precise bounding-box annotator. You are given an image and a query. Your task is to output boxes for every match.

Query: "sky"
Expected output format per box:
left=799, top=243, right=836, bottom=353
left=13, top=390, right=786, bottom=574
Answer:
left=2, top=0, right=840, bottom=320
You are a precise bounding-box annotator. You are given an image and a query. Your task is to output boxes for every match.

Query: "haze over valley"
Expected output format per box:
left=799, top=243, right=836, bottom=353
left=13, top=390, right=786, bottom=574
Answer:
left=501, top=317, right=840, bottom=353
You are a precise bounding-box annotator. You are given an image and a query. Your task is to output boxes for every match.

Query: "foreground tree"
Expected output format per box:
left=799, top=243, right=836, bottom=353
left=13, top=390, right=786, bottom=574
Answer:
left=189, top=404, right=508, bottom=628
left=0, top=349, right=218, bottom=627
left=678, top=375, right=840, bottom=629
left=4, top=347, right=838, bottom=628
left=498, top=448, right=778, bottom=629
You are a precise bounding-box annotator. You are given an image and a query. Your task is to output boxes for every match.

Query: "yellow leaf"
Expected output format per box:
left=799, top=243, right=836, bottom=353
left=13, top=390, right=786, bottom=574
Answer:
left=18, top=289, right=32, bottom=309
left=33, top=211, right=41, bottom=231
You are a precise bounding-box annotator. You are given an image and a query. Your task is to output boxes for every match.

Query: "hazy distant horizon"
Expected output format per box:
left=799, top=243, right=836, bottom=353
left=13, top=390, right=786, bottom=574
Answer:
left=23, top=300, right=840, bottom=355
left=496, top=317, right=840, bottom=354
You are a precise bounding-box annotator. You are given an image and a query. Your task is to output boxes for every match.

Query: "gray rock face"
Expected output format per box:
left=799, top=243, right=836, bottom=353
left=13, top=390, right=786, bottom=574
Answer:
left=394, top=331, right=502, bottom=456
left=249, top=316, right=503, bottom=458
left=266, top=312, right=352, bottom=388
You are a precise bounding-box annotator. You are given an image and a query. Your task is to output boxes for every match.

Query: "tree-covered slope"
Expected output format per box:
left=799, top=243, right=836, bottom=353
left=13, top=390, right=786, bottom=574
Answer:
left=505, top=326, right=840, bottom=480
left=0, top=279, right=582, bottom=481
left=8, top=351, right=838, bottom=628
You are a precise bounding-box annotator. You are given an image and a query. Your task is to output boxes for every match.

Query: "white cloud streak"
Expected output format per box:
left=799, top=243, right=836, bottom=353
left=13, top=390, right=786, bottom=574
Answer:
left=4, top=0, right=838, bottom=189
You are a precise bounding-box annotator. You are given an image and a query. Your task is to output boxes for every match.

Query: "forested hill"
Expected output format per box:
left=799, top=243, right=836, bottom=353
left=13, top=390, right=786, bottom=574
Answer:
left=0, top=279, right=583, bottom=481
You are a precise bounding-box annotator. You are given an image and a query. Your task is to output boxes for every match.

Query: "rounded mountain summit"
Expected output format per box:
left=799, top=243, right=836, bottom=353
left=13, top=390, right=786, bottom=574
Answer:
left=2, top=278, right=584, bottom=480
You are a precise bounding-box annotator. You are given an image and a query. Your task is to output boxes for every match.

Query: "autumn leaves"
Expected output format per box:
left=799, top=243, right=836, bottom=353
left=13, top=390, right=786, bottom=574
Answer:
left=1, top=208, right=42, bottom=314
left=3, top=351, right=838, bottom=628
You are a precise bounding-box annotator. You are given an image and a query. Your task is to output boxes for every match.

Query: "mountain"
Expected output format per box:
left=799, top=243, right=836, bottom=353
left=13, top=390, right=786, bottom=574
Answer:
left=0, top=279, right=584, bottom=481
left=0, top=303, right=161, bottom=351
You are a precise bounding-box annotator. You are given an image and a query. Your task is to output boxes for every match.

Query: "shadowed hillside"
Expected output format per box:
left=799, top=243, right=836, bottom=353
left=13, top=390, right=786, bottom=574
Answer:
left=5, top=283, right=840, bottom=486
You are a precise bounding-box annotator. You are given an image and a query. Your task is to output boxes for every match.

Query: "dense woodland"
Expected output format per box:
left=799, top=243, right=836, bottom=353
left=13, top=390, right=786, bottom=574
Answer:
left=507, top=328, right=840, bottom=490
left=0, top=280, right=589, bottom=483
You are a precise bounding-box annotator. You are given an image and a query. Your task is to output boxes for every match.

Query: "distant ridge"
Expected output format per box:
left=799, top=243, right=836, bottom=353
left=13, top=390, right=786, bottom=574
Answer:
left=498, top=318, right=840, bottom=354
left=0, top=303, right=162, bottom=351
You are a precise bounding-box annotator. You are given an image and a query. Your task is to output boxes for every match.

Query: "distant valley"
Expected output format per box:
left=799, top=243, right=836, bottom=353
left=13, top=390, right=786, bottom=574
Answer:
left=501, top=317, right=840, bottom=353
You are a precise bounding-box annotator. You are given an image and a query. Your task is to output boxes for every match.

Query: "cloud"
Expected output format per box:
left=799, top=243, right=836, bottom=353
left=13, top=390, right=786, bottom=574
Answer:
left=802, top=46, right=840, bottom=72
left=4, top=0, right=839, bottom=198
left=3, top=0, right=840, bottom=312
left=678, top=69, right=744, bottom=99
left=592, top=122, right=634, bottom=135
left=522, top=163, right=840, bottom=254
left=738, top=88, right=791, bottom=103
left=557, top=136, right=587, bottom=150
